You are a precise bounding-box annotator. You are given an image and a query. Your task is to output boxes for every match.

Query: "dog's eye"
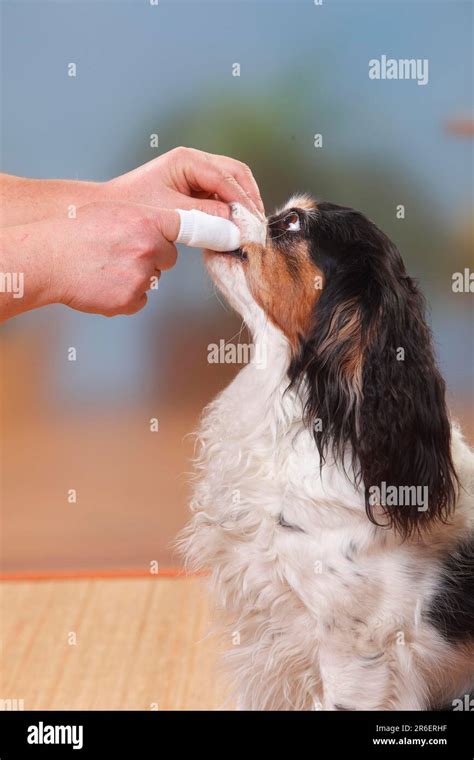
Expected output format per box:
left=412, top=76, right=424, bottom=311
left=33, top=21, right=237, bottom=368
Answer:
left=283, top=211, right=300, bottom=232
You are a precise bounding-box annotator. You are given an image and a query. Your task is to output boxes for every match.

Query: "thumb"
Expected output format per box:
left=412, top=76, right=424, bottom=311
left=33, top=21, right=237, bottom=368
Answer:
left=151, top=208, right=181, bottom=243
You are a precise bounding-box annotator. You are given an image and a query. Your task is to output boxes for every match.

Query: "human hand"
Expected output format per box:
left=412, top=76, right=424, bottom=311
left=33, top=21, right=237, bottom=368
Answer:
left=7, top=202, right=180, bottom=318
left=0, top=148, right=264, bottom=322
left=106, top=146, right=265, bottom=220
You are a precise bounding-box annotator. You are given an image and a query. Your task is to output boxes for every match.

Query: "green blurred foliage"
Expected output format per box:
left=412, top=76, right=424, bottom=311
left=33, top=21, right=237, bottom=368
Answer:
left=130, top=71, right=452, bottom=282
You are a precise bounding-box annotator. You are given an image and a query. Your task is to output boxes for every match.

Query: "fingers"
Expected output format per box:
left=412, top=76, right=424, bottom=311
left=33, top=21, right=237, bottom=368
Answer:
left=172, top=194, right=232, bottom=219
left=119, top=269, right=161, bottom=317
left=213, top=155, right=265, bottom=217
left=123, top=293, right=148, bottom=316
left=141, top=207, right=179, bottom=269
left=151, top=208, right=180, bottom=243
left=154, top=237, right=177, bottom=270
left=177, top=148, right=264, bottom=217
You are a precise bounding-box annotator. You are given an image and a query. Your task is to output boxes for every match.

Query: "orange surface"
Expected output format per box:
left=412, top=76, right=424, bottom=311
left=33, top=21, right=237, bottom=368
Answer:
left=0, top=567, right=205, bottom=581
left=0, top=576, right=230, bottom=711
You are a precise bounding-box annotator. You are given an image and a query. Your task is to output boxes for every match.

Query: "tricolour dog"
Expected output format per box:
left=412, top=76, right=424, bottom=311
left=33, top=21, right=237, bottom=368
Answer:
left=180, top=196, right=474, bottom=710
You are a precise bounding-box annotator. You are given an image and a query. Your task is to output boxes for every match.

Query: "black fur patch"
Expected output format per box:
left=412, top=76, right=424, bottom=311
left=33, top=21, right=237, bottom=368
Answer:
left=278, top=514, right=305, bottom=532
left=287, top=201, right=458, bottom=538
left=426, top=537, right=474, bottom=641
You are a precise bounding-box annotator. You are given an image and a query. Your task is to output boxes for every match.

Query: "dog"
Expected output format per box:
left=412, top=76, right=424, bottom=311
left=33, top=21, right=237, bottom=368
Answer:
left=180, top=195, right=474, bottom=710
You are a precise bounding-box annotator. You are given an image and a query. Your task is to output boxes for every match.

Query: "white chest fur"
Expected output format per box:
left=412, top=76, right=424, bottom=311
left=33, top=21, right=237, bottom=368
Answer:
left=183, top=324, right=454, bottom=710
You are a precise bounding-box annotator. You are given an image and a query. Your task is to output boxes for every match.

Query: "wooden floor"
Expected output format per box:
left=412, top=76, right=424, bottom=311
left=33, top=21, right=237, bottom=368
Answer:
left=0, top=576, right=231, bottom=711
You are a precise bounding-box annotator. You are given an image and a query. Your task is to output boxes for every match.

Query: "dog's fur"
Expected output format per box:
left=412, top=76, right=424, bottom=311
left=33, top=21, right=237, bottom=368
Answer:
left=180, top=196, right=474, bottom=710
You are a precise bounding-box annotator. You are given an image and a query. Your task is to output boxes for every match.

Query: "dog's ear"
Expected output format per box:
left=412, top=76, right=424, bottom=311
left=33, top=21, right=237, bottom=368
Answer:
left=289, top=234, right=458, bottom=537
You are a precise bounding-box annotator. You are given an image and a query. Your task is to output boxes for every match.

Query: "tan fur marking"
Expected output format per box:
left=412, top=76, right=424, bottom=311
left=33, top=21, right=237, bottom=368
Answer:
left=318, top=301, right=365, bottom=397
left=277, top=194, right=318, bottom=215
left=243, top=239, right=324, bottom=348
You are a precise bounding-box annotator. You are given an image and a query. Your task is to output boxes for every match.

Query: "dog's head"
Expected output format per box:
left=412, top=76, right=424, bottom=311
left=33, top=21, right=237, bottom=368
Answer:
left=205, top=195, right=458, bottom=537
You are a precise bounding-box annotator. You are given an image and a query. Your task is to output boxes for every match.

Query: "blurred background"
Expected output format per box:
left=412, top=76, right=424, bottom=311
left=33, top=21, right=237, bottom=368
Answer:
left=1, top=0, right=473, bottom=572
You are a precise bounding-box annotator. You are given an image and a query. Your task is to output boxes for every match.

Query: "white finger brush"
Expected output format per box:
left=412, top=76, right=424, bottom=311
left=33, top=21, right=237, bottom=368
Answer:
left=176, top=204, right=266, bottom=252
left=176, top=209, right=241, bottom=252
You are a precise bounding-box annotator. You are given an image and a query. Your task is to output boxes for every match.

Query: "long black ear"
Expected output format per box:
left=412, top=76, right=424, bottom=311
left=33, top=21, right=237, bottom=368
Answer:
left=289, top=230, right=458, bottom=538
